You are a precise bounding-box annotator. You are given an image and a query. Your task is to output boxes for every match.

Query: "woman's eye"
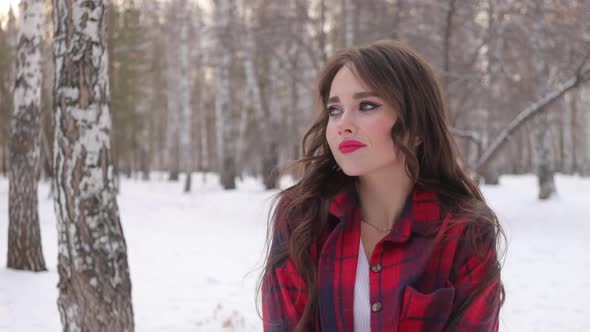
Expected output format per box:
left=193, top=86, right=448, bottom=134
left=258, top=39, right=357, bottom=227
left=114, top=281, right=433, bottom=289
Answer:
left=360, top=101, right=380, bottom=111
left=327, top=106, right=342, bottom=116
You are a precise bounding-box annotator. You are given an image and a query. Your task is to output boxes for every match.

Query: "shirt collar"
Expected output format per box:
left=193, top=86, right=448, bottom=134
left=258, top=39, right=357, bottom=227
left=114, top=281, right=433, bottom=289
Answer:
left=327, top=186, right=443, bottom=240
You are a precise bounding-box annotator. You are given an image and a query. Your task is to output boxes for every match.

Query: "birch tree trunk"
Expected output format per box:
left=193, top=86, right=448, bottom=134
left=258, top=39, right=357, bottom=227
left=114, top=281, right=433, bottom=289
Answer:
left=215, top=0, right=236, bottom=189
left=262, top=55, right=281, bottom=189
left=242, top=4, right=278, bottom=188
left=179, top=0, right=192, bottom=192
left=165, top=1, right=181, bottom=181
left=532, top=2, right=556, bottom=200
left=7, top=0, right=47, bottom=272
left=561, top=93, right=574, bottom=174
left=53, top=0, right=134, bottom=330
left=342, top=0, right=355, bottom=47
left=136, top=1, right=153, bottom=181
left=196, top=41, right=208, bottom=177
left=582, top=87, right=590, bottom=175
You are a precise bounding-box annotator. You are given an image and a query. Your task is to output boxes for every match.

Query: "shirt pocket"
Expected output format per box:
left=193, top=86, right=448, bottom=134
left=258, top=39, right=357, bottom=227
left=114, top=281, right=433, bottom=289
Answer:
left=398, top=281, right=456, bottom=332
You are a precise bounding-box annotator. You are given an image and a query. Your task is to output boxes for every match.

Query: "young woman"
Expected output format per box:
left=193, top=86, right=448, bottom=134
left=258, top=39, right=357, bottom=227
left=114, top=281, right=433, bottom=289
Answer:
left=260, top=39, right=505, bottom=332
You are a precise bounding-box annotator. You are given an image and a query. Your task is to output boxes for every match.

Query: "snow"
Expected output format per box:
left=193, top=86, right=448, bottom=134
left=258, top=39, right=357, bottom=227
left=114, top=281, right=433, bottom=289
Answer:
left=1, top=173, right=589, bottom=331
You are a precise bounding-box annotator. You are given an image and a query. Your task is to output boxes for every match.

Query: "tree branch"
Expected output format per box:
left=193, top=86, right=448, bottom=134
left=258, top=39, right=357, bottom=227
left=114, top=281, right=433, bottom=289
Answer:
left=475, top=64, right=590, bottom=172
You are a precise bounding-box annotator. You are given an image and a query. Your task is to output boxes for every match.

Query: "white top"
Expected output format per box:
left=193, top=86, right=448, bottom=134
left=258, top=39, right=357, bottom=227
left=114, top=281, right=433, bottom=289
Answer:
left=354, top=238, right=371, bottom=332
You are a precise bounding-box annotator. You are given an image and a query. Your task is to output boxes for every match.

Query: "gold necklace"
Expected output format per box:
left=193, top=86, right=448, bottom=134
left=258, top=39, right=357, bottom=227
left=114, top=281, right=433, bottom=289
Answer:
left=361, top=219, right=392, bottom=233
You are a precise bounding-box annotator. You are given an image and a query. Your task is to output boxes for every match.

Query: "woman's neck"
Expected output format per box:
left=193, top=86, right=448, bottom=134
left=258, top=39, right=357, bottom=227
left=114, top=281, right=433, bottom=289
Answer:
left=355, top=166, right=414, bottom=231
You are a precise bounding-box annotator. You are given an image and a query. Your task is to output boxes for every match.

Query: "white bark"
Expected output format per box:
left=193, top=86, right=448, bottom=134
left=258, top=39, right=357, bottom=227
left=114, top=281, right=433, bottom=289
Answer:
left=582, top=87, right=590, bottom=175
left=562, top=93, right=575, bottom=173
left=53, top=0, right=134, bottom=330
left=241, top=10, right=268, bottom=164
left=214, top=0, right=237, bottom=189
left=7, top=0, right=47, bottom=272
left=531, top=2, right=556, bottom=199
left=134, top=0, right=155, bottom=180
left=343, top=0, right=355, bottom=47
left=193, top=7, right=207, bottom=174
left=214, top=52, right=228, bottom=174
left=179, top=0, right=192, bottom=192
left=164, top=1, right=181, bottom=179
left=214, top=0, right=230, bottom=172
left=199, top=104, right=208, bottom=172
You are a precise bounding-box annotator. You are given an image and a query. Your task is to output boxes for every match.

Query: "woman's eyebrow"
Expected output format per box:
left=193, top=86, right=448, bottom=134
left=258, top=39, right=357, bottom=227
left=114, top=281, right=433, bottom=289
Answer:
left=352, top=91, right=378, bottom=99
left=327, top=91, right=378, bottom=104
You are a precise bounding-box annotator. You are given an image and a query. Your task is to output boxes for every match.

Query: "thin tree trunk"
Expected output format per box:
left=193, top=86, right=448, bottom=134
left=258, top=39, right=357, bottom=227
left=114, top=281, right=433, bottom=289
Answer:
left=532, top=2, right=556, bottom=200
left=262, top=56, right=281, bottom=189
left=198, top=83, right=208, bottom=175
left=7, top=0, right=47, bottom=272
left=561, top=93, right=575, bottom=174
left=0, top=145, right=7, bottom=175
left=582, top=86, right=590, bottom=175
left=215, top=0, right=236, bottom=189
left=534, top=113, right=556, bottom=199
left=342, top=0, right=355, bottom=47
left=179, top=0, right=192, bottom=192
left=41, top=118, right=53, bottom=179
left=165, top=3, right=180, bottom=181
left=53, top=1, right=134, bottom=330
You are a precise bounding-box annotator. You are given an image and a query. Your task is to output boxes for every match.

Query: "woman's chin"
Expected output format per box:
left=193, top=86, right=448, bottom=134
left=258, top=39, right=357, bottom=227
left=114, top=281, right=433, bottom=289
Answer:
left=340, top=167, right=365, bottom=177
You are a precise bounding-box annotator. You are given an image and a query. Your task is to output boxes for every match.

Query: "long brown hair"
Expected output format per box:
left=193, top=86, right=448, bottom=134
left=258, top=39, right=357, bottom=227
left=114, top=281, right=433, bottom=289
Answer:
left=258, top=39, right=505, bottom=331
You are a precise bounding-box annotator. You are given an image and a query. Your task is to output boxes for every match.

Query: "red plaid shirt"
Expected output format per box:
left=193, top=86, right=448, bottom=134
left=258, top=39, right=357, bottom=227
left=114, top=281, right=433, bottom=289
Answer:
left=262, top=187, right=503, bottom=331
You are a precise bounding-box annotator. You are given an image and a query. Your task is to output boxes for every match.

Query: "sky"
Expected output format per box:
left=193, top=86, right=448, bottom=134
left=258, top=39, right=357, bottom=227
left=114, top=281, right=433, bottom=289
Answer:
left=0, top=0, right=14, bottom=16
left=0, top=0, right=15, bottom=28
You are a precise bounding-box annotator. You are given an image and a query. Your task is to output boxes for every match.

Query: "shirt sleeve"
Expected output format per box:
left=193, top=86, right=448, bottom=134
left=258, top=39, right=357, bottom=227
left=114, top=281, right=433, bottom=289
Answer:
left=261, top=202, right=311, bottom=332
left=262, top=257, right=308, bottom=331
left=445, top=226, right=504, bottom=332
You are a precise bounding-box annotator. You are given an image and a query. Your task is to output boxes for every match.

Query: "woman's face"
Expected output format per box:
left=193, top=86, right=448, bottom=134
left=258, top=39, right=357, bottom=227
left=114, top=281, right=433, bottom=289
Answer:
left=325, top=65, right=403, bottom=177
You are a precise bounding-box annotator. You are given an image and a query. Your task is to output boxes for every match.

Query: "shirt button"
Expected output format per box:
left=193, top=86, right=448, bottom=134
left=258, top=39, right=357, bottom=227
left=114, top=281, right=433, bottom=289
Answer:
left=371, top=302, right=382, bottom=312
left=371, top=264, right=382, bottom=273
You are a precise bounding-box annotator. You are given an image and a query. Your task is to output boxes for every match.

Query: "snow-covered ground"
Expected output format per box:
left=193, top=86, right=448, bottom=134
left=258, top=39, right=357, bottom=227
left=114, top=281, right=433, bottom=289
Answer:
left=0, top=173, right=588, bottom=331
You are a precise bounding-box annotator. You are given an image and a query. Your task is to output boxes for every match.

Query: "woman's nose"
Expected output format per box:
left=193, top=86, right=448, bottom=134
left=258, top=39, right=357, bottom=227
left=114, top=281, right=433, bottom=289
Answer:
left=337, top=110, right=356, bottom=135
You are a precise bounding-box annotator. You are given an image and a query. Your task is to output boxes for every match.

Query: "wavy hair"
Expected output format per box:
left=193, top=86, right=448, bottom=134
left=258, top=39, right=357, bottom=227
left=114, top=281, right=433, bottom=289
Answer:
left=258, top=39, right=505, bottom=331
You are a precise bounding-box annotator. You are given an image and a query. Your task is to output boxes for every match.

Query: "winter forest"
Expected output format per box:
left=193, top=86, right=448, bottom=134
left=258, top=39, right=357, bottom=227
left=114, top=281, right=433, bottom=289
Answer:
left=0, top=0, right=589, bottom=331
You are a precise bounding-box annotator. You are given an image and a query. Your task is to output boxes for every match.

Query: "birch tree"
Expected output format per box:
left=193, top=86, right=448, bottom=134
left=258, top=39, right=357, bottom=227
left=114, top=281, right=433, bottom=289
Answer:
left=192, top=5, right=208, bottom=178
left=582, top=87, right=590, bottom=175
left=214, top=0, right=237, bottom=189
left=241, top=0, right=279, bottom=189
left=0, top=6, right=18, bottom=175
left=164, top=0, right=181, bottom=181
left=530, top=1, right=556, bottom=199
left=179, top=0, right=193, bottom=192
left=7, top=0, right=47, bottom=272
left=53, top=0, right=134, bottom=330
left=342, top=0, right=355, bottom=47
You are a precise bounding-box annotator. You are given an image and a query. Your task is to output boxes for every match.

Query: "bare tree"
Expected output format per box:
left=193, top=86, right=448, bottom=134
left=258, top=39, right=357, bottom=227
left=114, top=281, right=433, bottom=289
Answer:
left=7, top=0, right=47, bottom=272
left=53, top=0, right=134, bottom=330
left=214, top=0, right=238, bottom=189
left=342, top=0, right=356, bottom=47
left=164, top=0, right=182, bottom=181
left=179, top=0, right=193, bottom=192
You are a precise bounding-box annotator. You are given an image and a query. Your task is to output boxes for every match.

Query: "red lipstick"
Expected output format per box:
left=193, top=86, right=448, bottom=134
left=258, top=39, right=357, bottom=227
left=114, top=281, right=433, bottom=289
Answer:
left=338, top=140, right=366, bottom=154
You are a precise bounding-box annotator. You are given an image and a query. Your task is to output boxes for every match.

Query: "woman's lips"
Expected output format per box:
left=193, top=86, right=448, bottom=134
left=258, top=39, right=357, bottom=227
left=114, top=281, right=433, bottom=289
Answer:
left=340, top=146, right=364, bottom=153
left=338, top=140, right=366, bottom=154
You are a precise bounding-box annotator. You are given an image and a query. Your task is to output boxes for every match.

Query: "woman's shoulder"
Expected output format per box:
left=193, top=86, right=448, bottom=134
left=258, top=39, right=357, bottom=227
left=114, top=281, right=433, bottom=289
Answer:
left=442, top=202, right=504, bottom=267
